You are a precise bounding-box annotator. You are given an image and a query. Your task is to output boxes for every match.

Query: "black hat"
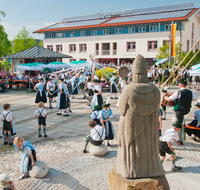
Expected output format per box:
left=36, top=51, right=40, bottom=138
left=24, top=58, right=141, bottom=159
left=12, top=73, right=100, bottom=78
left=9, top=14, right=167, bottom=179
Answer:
left=166, top=65, right=169, bottom=68
left=102, top=101, right=110, bottom=108
left=195, top=102, right=200, bottom=107
left=38, top=77, right=43, bottom=81
left=162, top=89, right=167, bottom=92
left=172, top=120, right=182, bottom=128
left=154, top=65, right=157, bottom=68
left=179, top=78, right=187, bottom=85
left=88, top=78, right=91, bottom=82
left=94, top=105, right=101, bottom=111
left=175, top=63, right=178, bottom=66
left=80, top=71, right=83, bottom=74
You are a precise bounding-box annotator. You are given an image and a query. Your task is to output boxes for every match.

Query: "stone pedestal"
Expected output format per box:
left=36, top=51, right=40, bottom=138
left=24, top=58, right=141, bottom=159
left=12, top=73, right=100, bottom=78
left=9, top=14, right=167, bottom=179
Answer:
left=89, top=144, right=107, bottom=156
left=108, top=166, right=170, bottom=190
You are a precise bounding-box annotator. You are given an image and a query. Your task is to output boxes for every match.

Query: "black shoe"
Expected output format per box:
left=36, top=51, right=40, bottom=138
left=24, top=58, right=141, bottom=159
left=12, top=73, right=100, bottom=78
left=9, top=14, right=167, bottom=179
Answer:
left=107, top=143, right=110, bottom=146
left=19, top=173, right=28, bottom=180
left=64, top=111, right=66, bottom=113
left=9, top=143, right=13, bottom=145
left=0, top=136, right=2, bottom=138
left=68, top=109, right=72, bottom=113
left=162, top=117, right=166, bottom=120
left=110, top=97, right=113, bottom=99
left=44, top=135, right=47, bottom=137
left=63, top=114, right=69, bottom=116
left=178, top=140, right=183, bottom=145
left=4, top=142, right=8, bottom=145
left=172, top=166, right=182, bottom=171
left=39, top=135, right=42, bottom=137
left=88, top=104, right=90, bottom=106
left=115, top=97, right=118, bottom=99
left=57, top=113, right=62, bottom=115
left=83, top=150, right=88, bottom=153
left=82, top=96, right=86, bottom=99
left=49, top=106, right=53, bottom=109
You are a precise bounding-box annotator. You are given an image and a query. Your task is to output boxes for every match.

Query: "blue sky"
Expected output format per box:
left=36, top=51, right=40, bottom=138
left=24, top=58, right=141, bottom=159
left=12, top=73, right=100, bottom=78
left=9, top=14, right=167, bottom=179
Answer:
left=0, top=0, right=200, bottom=40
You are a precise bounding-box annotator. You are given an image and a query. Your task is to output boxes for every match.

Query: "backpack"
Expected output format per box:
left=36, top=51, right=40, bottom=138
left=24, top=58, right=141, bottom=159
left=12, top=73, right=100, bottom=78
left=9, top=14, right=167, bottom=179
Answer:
left=164, top=69, right=170, bottom=77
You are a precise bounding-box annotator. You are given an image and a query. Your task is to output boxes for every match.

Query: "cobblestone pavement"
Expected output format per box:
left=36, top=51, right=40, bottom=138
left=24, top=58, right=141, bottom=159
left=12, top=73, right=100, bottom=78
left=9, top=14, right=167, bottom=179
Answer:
left=0, top=86, right=200, bottom=190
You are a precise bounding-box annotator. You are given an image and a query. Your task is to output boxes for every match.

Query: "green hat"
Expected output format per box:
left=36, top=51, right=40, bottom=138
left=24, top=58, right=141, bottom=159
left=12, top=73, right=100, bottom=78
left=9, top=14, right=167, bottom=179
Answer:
left=179, top=78, right=187, bottom=85
left=195, top=102, right=200, bottom=107
left=94, top=105, right=101, bottom=111
left=113, top=71, right=117, bottom=75
left=166, top=65, right=169, bottom=68
left=154, top=65, right=157, bottom=68
left=102, top=101, right=110, bottom=108
left=93, top=79, right=99, bottom=82
left=162, top=89, right=167, bottom=92
left=172, top=120, right=182, bottom=128
left=88, top=78, right=91, bottom=82
left=175, top=63, right=178, bottom=66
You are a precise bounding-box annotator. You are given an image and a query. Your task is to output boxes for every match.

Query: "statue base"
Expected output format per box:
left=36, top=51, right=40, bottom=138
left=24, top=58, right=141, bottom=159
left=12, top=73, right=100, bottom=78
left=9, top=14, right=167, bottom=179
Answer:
left=108, top=166, right=170, bottom=190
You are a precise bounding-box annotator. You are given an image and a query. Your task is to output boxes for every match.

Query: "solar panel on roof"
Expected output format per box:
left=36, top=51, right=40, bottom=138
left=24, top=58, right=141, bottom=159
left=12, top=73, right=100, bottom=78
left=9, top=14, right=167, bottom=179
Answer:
left=46, top=19, right=109, bottom=30
left=123, top=10, right=133, bottom=14
left=106, top=10, right=192, bottom=24
left=114, top=11, right=123, bottom=15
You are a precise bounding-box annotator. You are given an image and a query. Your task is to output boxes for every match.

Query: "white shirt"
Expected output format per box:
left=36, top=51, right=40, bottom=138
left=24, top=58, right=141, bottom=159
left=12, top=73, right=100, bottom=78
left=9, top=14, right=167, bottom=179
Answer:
left=46, top=82, right=55, bottom=91
left=90, top=125, right=105, bottom=141
left=34, top=108, right=47, bottom=117
left=93, top=84, right=101, bottom=92
left=147, top=71, right=152, bottom=77
left=87, top=82, right=93, bottom=90
left=159, top=128, right=176, bottom=142
left=169, top=88, right=197, bottom=101
left=0, top=110, right=12, bottom=122
left=90, top=111, right=101, bottom=120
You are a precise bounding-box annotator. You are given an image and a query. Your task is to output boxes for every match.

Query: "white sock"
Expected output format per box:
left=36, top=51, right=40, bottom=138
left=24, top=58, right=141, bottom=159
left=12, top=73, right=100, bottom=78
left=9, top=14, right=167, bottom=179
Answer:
left=65, top=109, right=69, bottom=115
left=110, top=93, right=112, bottom=97
left=59, top=109, right=62, bottom=114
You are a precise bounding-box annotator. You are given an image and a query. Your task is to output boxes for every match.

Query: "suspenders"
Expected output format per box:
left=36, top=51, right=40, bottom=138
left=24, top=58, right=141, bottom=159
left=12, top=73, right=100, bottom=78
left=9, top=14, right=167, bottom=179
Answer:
left=38, top=109, right=44, bottom=117
left=3, top=112, right=10, bottom=122
left=94, top=128, right=104, bottom=141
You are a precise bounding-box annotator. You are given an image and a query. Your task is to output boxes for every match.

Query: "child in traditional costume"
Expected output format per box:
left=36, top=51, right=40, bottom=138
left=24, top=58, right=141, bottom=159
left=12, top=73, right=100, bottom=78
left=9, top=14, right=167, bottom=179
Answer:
left=100, top=99, right=115, bottom=146
left=0, top=174, right=16, bottom=190
left=34, top=77, right=47, bottom=104
left=0, top=103, right=15, bottom=145
left=14, top=137, right=37, bottom=180
left=160, top=88, right=171, bottom=120
left=79, top=71, right=87, bottom=99
left=110, top=72, right=118, bottom=99
left=86, top=78, right=94, bottom=106
left=46, top=77, right=55, bottom=109
left=90, top=105, right=101, bottom=125
left=57, top=77, right=69, bottom=116
left=159, top=120, right=182, bottom=171
left=34, top=102, right=47, bottom=137
left=90, top=76, right=103, bottom=110
left=51, top=74, right=58, bottom=103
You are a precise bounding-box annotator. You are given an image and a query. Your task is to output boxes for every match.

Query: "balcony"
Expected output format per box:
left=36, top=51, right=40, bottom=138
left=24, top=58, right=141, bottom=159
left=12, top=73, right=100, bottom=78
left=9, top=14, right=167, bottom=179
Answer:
left=95, top=50, right=99, bottom=55
left=113, top=50, right=117, bottom=55
left=102, top=50, right=110, bottom=55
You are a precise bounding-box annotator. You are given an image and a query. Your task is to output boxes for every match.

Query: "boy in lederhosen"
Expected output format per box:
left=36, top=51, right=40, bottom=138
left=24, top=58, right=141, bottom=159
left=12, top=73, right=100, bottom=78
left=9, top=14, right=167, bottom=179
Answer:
left=34, top=102, right=47, bottom=137
left=0, top=103, right=14, bottom=145
left=46, top=77, right=55, bottom=109
left=159, top=120, right=182, bottom=171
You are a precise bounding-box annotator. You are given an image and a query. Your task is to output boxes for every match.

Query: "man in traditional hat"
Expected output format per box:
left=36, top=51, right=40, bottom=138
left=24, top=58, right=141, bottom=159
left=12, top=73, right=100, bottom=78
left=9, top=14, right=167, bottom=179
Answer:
left=164, top=78, right=197, bottom=145
left=163, top=65, right=170, bottom=86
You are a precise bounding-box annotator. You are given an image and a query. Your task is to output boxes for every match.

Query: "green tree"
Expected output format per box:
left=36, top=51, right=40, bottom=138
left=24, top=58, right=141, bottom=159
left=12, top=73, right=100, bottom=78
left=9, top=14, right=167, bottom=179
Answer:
left=0, top=11, right=6, bottom=21
left=1, top=60, right=12, bottom=73
left=13, top=27, right=37, bottom=53
left=156, top=44, right=169, bottom=60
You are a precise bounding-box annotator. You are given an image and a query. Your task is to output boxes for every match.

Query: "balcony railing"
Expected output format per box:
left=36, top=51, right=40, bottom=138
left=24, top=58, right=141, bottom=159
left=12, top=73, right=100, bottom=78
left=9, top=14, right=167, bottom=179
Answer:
left=102, top=50, right=110, bottom=55
left=113, top=50, right=117, bottom=55
left=95, top=50, right=99, bottom=55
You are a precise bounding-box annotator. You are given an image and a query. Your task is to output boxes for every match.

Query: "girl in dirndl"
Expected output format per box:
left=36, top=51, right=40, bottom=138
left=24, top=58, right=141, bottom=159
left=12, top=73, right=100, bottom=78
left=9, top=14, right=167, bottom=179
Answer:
left=34, top=77, right=47, bottom=104
left=90, top=77, right=103, bottom=111
left=100, top=100, right=115, bottom=146
left=110, top=72, right=118, bottom=99
left=57, top=77, right=69, bottom=116
left=46, top=77, right=55, bottom=109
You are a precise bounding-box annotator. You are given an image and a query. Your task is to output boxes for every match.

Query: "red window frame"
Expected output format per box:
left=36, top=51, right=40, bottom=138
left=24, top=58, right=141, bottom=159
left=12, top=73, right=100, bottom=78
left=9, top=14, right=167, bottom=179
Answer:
left=80, top=44, right=87, bottom=52
left=69, top=44, right=76, bottom=52
left=127, top=42, right=136, bottom=51
left=47, top=45, right=53, bottom=51
left=148, top=41, right=158, bottom=50
left=56, top=45, right=62, bottom=52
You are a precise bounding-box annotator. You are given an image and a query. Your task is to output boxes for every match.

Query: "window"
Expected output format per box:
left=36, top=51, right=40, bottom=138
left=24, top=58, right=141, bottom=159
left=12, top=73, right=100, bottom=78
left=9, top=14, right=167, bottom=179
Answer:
left=80, top=31, right=86, bottom=36
left=163, top=40, right=169, bottom=46
left=113, top=42, right=117, bottom=55
left=138, top=26, right=146, bottom=32
left=115, top=28, right=122, bottom=34
left=165, top=24, right=171, bottom=30
left=70, top=32, right=75, bottom=37
left=91, top=30, right=97, bottom=35
left=192, top=23, right=194, bottom=39
left=47, top=45, right=53, bottom=51
left=69, top=59, right=76, bottom=62
left=148, top=41, right=158, bottom=50
left=128, top=27, right=135, bottom=33
left=80, top=44, right=87, bottom=52
left=80, top=59, right=87, bottom=61
left=46, top=33, right=54, bottom=38
left=187, top=40, right=189, bottom=51
left=95, top=43, right=99, bottom=55
left=127, top=42, right=136, bottom=51
left=69, top=44, right=76, bottom=52
left=149, top=25, right=157, bottom=32
left=55, top=33, right=63, bottom=38
left=56, top=45, right=62, bottom=52
left=103, top=29, right=109, bottom=35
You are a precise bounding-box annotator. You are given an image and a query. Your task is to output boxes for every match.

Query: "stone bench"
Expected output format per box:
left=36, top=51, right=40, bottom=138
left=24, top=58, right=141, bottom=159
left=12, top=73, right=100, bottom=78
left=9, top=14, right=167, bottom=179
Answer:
left=89, top=144, right=108, bottom=156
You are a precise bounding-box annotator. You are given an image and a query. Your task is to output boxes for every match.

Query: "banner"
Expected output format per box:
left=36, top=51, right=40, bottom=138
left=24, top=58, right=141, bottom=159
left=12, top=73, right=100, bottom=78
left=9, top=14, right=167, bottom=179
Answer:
left=171, top=24, right=176, bottom=57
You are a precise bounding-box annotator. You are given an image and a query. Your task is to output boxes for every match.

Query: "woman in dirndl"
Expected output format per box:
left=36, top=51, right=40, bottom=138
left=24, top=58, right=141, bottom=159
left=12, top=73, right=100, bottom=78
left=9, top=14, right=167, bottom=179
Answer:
left=90, top=78, right=103, bottom=111
left=110, top=72, right=118, bottom=99
left=34, top=77, right=47, bottom=104
left=71, top=74, right=79, bottom=99
left=57, top=77, right=69, bottom=116
left=100, top=100, right=115, bottom=146
left=46, top=77, right=55, bottom=109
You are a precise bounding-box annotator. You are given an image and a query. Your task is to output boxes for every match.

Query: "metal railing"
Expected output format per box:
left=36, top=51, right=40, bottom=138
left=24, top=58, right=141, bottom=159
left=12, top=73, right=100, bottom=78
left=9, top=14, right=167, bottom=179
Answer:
left=102, top=50, right=110, bottom=55
left=113, top=50, right=117, bottom=55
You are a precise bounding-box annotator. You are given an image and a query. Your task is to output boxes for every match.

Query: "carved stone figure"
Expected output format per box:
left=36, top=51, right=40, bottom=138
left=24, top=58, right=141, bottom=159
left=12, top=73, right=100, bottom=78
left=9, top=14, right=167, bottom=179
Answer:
left=117, top=55, right=165, bottom=179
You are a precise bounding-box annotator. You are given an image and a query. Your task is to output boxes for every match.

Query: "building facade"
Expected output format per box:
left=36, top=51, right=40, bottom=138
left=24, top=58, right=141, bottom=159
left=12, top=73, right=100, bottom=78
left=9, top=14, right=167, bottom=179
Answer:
left=34, top=2, right=200, bottom=65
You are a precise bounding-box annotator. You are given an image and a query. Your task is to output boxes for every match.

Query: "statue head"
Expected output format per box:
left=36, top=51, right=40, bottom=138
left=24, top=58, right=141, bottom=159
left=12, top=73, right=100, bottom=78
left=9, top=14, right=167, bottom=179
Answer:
left=132, top=54, right=148, bottom=83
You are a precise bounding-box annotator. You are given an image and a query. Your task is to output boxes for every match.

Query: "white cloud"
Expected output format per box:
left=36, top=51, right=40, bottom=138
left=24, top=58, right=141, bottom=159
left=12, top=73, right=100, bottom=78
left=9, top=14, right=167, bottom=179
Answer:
left=1, top=22, right=55, bottom=41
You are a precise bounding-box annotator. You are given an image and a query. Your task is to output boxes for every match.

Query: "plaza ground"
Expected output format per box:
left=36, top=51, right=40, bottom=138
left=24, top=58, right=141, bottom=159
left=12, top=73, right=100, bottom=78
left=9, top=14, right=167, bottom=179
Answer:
left=0, top=86, right=200, bottom=190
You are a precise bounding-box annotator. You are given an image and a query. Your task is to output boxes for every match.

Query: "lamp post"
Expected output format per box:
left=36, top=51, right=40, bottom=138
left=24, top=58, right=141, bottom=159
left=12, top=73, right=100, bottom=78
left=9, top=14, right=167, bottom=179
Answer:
left=12, top=42, right=14, bottom=75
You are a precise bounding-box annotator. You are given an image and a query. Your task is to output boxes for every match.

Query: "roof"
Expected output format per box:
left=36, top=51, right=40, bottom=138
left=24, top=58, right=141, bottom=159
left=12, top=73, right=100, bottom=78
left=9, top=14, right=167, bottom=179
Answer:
left=0, top=46, right=72, bottom=59
left=34, top=2, right=199, bottom=34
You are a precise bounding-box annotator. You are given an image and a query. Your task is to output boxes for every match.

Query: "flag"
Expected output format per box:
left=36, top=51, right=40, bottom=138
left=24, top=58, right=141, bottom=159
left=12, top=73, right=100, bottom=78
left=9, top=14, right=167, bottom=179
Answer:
left=171, top=24, right=176, bottom=57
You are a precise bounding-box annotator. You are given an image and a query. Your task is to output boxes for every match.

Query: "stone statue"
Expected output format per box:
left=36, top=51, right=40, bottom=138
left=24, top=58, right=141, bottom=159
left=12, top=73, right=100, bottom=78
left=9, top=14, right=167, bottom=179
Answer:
left=117, top=55, right=165, bottom=179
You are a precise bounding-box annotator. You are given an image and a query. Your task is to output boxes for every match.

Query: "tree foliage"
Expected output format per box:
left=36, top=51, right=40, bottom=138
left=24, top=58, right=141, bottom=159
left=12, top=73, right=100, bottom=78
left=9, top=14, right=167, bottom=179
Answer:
left=13, top=27, right=38, bottom=53
left=156, top=44, right=169, bottom=60
left=0, top=11, right=6, bottom=21
left=0, top=60, right=12, bottom=73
